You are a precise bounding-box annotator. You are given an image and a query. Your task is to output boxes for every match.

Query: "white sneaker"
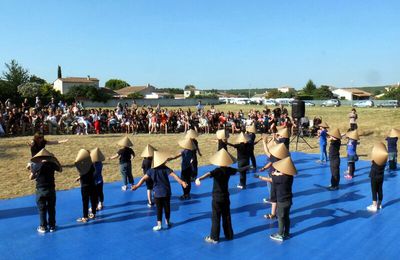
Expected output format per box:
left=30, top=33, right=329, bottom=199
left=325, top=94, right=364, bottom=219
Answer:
left=367, top=204, right=377, bottom=212
left=237, top=184, right=244, bottom=189
left=121, top=185, right=127, bottom=191
left=152, top=225, right=162, bottom=231
left=378, top=204, right=383, bottom=209
left=263, top=198, right=272, bottom=204
left=204, top=236, right=218, bottom=244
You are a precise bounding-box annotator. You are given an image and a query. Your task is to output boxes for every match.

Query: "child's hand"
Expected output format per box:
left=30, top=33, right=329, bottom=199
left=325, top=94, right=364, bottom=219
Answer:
left=75, top=177, right=80, bottom=182
left=195, top=178, right=201, bottom=186
left=131, top=185, right=138, bottom=191
left=254, top=173, right=260, bottom=179
left=182, top=182, right=188, bottom=188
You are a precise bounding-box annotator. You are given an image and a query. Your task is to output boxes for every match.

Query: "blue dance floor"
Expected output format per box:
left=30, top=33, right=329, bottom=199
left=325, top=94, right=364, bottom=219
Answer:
left=1, top=152, right=399, bottom=259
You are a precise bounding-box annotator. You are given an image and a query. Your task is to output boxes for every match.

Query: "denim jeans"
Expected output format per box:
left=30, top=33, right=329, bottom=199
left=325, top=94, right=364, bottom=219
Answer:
left=320, top=144, right=327, bottom=162
left=388, top=152, right=397, bottom=170
left=120, top=162, right=134, bottom=186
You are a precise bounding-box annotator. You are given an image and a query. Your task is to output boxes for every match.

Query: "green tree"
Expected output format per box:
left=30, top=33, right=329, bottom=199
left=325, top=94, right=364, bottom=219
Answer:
left=105, top=79, right=130, bottom=90
left=57, top=65, right=62, bottom=79
left=314, top=85, right=334, bottom=99
left=184, top=85, right=196, bottom=90
left=29, top=75, right=47, bottom=85
left=127, top=92, right=144, bottom=99
left=65, top=85, right=111, bottom=102
left=266, top=89, right=281, bottom=99
left=303, top=79, right=317, bottom=96
left=382, top=87, right=400, bottom=100
left=17, top=82, right=41, bottom=98
left=1, top=60, right=30, bottom=101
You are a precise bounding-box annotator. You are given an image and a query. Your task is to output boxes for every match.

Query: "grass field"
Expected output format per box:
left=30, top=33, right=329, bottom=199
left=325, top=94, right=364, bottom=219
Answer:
left=0, top=105, right=399, bottom=199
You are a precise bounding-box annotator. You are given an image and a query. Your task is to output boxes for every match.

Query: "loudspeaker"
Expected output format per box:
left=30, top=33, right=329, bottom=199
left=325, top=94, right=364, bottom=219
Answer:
left=291, top=100, right=305, bottom=119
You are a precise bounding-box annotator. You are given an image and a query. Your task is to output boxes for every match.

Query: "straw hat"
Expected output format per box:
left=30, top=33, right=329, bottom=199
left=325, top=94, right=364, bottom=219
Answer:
left=277, top=127, right=289, bottom=138
left=318, top=122, right=330, bottom=128
left=178, top=138, right=195, bottom=150
left=31, top=148, right=62, bottom=172
left=263, top=137, right=277, bottom=157
left=74, top=149, right=93, bottom=176
left=152, top=151, right=171, bottom=168
left=246, top=124, right=257, bottom=134
left=117, top=136, right=133, bottom=147
left=185, top=129, right=199, bottom=139
left=346, top=130, right=360, bottom=140
left=371, top=142, right=388, bottom=166
left=90, top=147, right=105, bottom=163
left=272, top=156, right=297, bottom=176
left=141, top=144, right=157, bottom=157
left=209, top=149, right=237, bottom=167
left=327, top=128, right=341, bottom=139
left=269, top=143, right=290, bottom=159
left=388, top=128, right=400, bottom=138
left=216, top=129, right=229, bottom=140
left=236, top=132, right=250, bottom=143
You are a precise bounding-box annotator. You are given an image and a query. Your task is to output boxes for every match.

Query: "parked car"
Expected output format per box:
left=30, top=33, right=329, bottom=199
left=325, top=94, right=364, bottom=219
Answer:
left=376, top=100, right=399, bottom=108
left=352, top=100, right=374, bottom=108
left=304, top=101, right=315, bottom=107
left=275, top=98, right=294, bottom=106
left=264, top=99, right=278, bottom=106
left=321, top=99, right=341, bottom=107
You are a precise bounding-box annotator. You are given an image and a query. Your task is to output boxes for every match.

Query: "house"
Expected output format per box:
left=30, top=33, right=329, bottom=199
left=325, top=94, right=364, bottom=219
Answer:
left=278, top=86, right=295, bottom=93
left=184, top=87, right=201, bottom=98
left=114, top=84, right=156, bottom=98
left=331, top=88, right=372, bottom=100
left=53, top=76, right=99, bottom=94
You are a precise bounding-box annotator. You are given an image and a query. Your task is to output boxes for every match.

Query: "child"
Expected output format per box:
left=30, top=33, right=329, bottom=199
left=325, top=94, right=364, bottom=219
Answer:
left=227, top=132, right=250, bottom=189
left=276, top=127, right=290, bottom=150
left=367, top=142, right=388, bottom=212
left=344, top=130, right=359, bottom=179
left=109, top=136, right=135, bottom=191
left=186, top=129, right=202, bottom=181
left=141, top=144, right=157, bottom=207
left=90, top=147, right=105, bottom=211
left=258, top=143, right=289, bottom=219
left=317, top=122, right=329, bottom=164
left=75, top=149, right=98, bottom=223
left=386, top=128, right=399, bottom=171
left=327, top=128, right=341, bottom=190
left=255, top=156, right=296, bottom=241
left=170, top=138, right=195, bottom=200
left=216, top=129, right=229, bottom=151
left=246, top=124, right=263, bottom=170
left=195, top=149, right=250, bottom=243
left=30, top=149, right=62, bottom=233
left=132, top=151, right=187, bottom=231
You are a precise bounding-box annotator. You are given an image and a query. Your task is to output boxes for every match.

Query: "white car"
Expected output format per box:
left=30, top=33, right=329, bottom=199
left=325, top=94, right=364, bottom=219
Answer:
left=264, top=100, right=277, bottom=106
left=352, top=100, right=374, bottom=108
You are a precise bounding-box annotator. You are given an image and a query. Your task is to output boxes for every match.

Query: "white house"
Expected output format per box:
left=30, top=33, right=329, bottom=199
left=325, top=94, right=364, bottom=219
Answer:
left=278, top=87, right=295, bottom=93
left=331, top=88, right=372, bottom=101
left=184, top=89, right=201, bottom=98
left=53, top=76, right=99, bottom=94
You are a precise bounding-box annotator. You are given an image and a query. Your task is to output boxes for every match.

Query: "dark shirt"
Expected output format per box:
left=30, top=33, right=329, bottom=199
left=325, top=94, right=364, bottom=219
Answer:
left=272, top=174, right=293, bottom=203
left=80, top=166, right=95, bottom=188
left=248, top=133, right=256, bottom=151
left=268, top=155, right=278, bottom=175
left=94, top=161, right=103, bottom=185
left=329, top=139, right=341, bottom=158
left=142, top=157, right=152, bottom=175
left=192, top=139, right=199, bottom=163
left=278, top=137, right=290, bottom=150
left=181, top=149, right=194, bottom=170
left=35, top=162, right=57, bottom=190
left=210, top=167, right=237, bottom=200
left=369, top=161, right=386, bottom=179
left=117, top=147, right=135, bottom=163
left=386, top=137, right=398, bottom=153
left=31, top=140, right=47, bottom=157
left=146, top=165, right=173, bottom=198
left=232, top=143, right=249, bottom=161
left=218, top=140, right=228, bottom=151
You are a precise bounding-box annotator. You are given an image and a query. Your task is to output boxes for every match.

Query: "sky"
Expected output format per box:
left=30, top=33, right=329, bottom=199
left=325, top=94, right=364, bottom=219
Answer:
left=0, top=0, right=399, bottom=90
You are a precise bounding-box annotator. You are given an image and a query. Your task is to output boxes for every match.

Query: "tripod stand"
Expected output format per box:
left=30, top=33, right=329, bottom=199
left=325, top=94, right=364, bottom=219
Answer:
left=290, top=119, right=313, bottom=151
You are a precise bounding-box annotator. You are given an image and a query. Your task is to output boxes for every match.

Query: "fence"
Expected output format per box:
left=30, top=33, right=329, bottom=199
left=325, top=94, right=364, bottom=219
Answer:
left=81, top=98, right=220, bottom=108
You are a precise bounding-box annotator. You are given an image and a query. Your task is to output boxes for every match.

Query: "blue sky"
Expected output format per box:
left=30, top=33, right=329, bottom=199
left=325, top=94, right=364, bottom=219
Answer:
left=0, top=0, right=399, bottom=89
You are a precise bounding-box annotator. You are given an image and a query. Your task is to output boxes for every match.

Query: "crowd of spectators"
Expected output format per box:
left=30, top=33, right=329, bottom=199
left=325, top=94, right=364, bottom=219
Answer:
left=0, top=97, right=322, bottom=137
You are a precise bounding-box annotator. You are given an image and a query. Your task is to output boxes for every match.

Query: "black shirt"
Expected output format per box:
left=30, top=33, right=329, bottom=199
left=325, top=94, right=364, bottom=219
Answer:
left=272, top=174, right=293, bottom=203
left=248, top=133, right=256, bottom=151
left=279, top=137, right=290, bottom=150
left=80, top=165, right=95, bottom=188
left=210, top=167, right=237, bottom=200
left=218, top=140, right=228, bottom=151
left=118, top=147, right=135, bottom=163
left=142, top=157, right=152, bottom=175
left=369, top=161, right=385, bottom=179
left=329, top=139, right=341, bottom=158
left=31, top=140, right=47, bottom=157
left=192, top=139, right=199, bottom=163
left=35, top=162, right=57, bottom=190
left=231, top=143, right=249, bottom=161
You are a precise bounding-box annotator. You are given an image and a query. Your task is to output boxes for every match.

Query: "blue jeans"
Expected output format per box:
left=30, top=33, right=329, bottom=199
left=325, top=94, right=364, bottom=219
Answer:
left=320, top=144, right=327, bottom=162
left=120, top=162, right=134, bottom=186
left=388, top=152, right=397, bottom=170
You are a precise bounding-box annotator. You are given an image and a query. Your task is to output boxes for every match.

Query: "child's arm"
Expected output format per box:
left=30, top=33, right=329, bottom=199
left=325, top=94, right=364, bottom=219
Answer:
left=254, top=173, right=272, bottom=183
left=260, top=162, right=272, bottom=172
left=29, top=172, right=37, bottom=180
left=132, top=175, right=149, bottom=190
left=197, top=145, right=202, bottom=157
left=254, top=137, right=263, bottom=145
left=47, top=139, right=69, bottom=145
left=109, top=153, right=119, bottom=160
left=195, top=172, right=211, bottom=186
left=75, top=176, right=80, bottom=182
left=168, top=153, right=181, bottom=161
left=169, top=172, right=187, bottom=188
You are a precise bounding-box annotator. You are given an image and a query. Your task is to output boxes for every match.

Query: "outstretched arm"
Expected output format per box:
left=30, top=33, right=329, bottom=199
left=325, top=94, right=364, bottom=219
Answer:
left=254, top=173, right=272, bottom=183
left=254, top=137, right=263, bottom=145
left=109, top=153, right=119, bottom=160
left=132, top=175, right=149, bottom=190
left=195, top=172, right=211, bottom=186
left=170, top=172, right=187, bottom=188
left=47, top=139, right=69, bottom=145
left=168, top=153, right=182, bottom=161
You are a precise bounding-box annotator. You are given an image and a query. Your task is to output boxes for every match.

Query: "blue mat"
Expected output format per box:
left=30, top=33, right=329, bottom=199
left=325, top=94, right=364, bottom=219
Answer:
left=1, top=152, right=399, bottom=259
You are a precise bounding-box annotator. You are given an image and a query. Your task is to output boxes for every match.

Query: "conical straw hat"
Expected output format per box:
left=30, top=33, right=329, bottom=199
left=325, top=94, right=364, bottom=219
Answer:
left=31, top=148, right=62, bottom=172
left=246, top=124, right=257, bottom=134
left=178, top=138, right=195, bottom=150
left=388, top=128, right=400, bottom=138
left=74, top=149, right=93, bottom=176
left=185, top=129, right=199, bottom=139
left=141, top=144, right=157, bottom=157
left=117, top=136, right=133, bottom=147
left=277, top=127, right=289, bottom=138
left=263, top=136, right=277, bottom=157
left=209, top=148, right=237, bottom=167
left=90, top=147, right=105, bottom=162
left=152, top=151, right=171, bottom=168
left=272, top=156, right=297, bottom=176
left=318, top=122, right=330, bottom=128
left=346, top=130, right=360, bottom=140
left=216, top=129, right=229, bottom=140
left=371, top=142, right=388, bottom=166
left=327, top=128, right=341, bottom=139
left=236, top=132, right=250, bottom=143
left=269, top=143, right=290, bottom=159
